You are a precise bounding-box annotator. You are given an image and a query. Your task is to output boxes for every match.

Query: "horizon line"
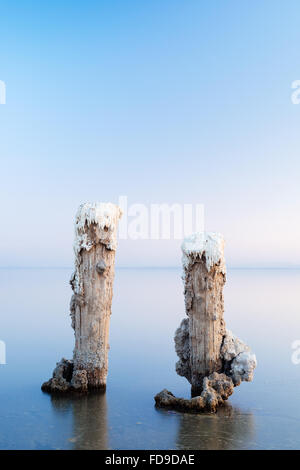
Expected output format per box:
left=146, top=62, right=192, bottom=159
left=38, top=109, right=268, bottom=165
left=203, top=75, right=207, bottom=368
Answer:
left=0, top=266, right=300, bottom=270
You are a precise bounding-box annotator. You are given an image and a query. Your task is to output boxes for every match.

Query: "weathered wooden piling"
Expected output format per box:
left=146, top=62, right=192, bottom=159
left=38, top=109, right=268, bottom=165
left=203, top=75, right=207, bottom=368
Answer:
left=181, top=232, right=226, bottom=396
left=42, top=202, right=122, bottom=393
left=155, top=232, right=257, bottom=412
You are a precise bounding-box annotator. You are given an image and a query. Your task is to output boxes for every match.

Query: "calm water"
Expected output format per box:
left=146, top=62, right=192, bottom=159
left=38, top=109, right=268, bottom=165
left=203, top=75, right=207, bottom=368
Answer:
left=0, top=267, right=300, bottom=450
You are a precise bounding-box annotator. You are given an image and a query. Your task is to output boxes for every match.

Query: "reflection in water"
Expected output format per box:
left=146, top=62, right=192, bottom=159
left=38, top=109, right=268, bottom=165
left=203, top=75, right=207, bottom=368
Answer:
left=50, top=392, right=108, bottom=450
left=176, top=403, right=256, bottom=450
left=156, top=403, right=256, bottom=450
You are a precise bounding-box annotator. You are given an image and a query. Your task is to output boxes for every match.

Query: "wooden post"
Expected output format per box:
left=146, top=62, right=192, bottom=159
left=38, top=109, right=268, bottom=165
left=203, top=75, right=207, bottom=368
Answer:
left=181, top=232, right=226, bottom=396
left=155, top=231, right=257, bottom=412
left=70, top=202, right=122, bottom=389
left=42, top=202, right=122, bottom=393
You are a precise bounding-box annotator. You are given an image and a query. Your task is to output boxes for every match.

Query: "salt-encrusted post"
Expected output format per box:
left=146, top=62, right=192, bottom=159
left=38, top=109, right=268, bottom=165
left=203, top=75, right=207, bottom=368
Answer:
left=42, top=202, right=122, bottom=393
left=70, top=202, right=122, bottom=389
left=181, top=232, right=226, bottom=396
left=155, top=232, right=257, bottom=412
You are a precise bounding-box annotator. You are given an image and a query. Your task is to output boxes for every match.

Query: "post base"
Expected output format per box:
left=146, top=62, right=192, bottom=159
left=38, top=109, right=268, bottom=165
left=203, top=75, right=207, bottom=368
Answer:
left=41, top=358, right=107, bottom=394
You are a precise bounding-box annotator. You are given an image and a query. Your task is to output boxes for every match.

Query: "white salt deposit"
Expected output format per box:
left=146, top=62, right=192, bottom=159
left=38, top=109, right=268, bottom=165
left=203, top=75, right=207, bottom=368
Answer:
left=74, top=202, right=122, bottom=256
left=230, top=351, right=257, bottom=383
left=221, top=329, right=257, bottom=383
left=72, top=202, right=122, bottom=295
left=221, top=329, right=250, bottom=362
left=182, top=232, right=226, bottom=275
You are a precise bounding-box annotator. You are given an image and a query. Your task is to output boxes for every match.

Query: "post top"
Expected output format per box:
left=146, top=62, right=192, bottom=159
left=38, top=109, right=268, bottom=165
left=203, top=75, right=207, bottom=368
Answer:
left=182, top=232, right=226, bottom=274
left=75, top=202, right=122, bottom=231
left=74, top=202, right=122, bottom=255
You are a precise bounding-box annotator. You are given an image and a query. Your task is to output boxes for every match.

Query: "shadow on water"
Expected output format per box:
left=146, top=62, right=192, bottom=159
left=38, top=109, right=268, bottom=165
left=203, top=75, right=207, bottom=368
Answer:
left=50, top=392, right=108, bottom=450
left=156, top=403, right=256, bottom=450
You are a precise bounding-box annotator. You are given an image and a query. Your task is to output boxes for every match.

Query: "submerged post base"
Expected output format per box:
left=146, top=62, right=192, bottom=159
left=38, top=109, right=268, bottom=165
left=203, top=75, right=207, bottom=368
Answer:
left=155, top=328, right=257, bottom=413
left=155, top=373, right=234, bottom=413
left=41, top=358, right=106, bottom=394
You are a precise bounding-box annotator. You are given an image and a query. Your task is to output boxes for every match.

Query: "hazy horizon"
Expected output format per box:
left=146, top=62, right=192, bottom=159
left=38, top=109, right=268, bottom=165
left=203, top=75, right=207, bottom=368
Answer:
left=1, top=265, right=299, bottom=269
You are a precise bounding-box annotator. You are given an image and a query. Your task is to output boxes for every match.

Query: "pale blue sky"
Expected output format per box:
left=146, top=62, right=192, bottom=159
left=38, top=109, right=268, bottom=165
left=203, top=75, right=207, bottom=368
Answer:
left=0, top=0, right=299, bottom=267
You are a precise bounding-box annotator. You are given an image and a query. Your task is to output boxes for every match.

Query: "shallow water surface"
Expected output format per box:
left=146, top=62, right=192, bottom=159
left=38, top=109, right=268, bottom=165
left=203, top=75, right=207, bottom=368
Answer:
left=0, top=267, right=300, bottom=449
